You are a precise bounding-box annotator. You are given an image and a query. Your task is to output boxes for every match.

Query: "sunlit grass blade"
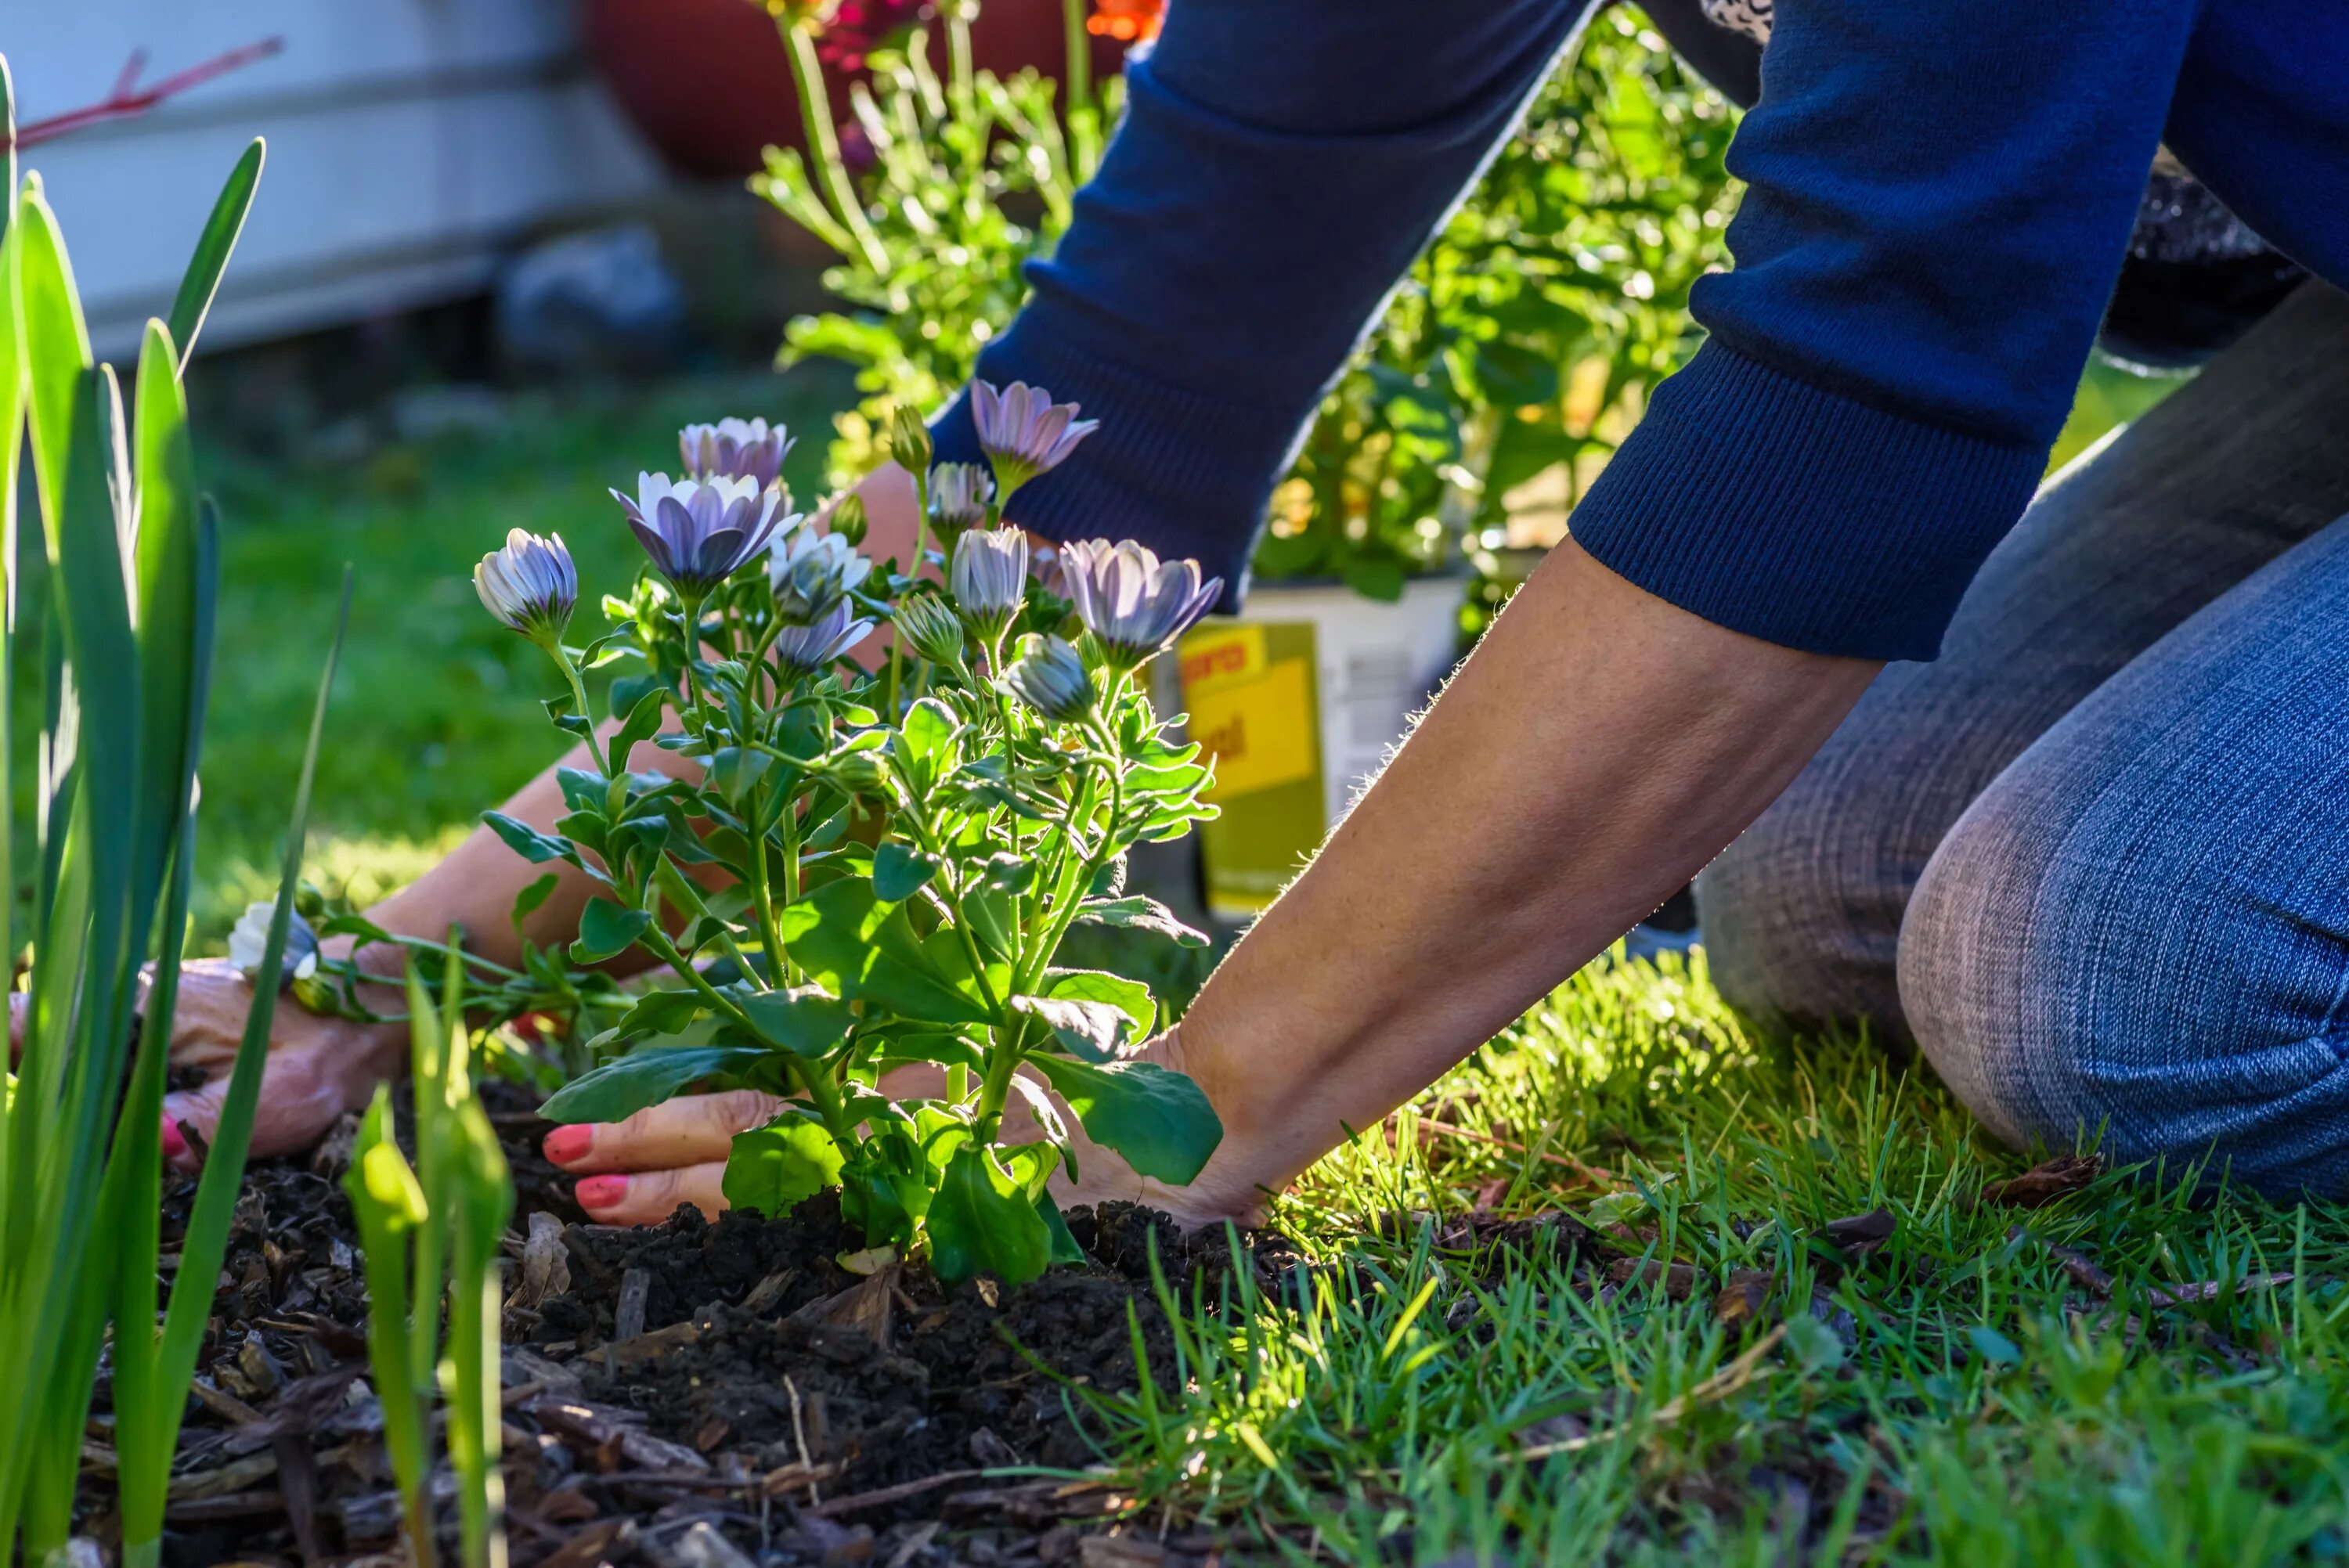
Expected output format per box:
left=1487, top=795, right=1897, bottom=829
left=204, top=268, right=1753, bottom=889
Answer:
left=164, top=139, right=263, bottom=364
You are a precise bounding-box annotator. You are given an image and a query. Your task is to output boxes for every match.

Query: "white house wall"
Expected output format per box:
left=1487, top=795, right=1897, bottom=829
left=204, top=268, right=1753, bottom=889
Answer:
left=13, top=0, right=666, bottom=359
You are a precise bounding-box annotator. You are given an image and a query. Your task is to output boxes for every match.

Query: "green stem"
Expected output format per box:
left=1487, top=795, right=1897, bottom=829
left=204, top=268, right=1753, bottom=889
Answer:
left=1060, top=0, right=1092, bottom=122
left=748, top=782, right=792, bottom=987
left=782, top=17, right=889, bottom=274
left=556, top=650, right=612, bottom=780
left=889, top=466, right=935, bottom=719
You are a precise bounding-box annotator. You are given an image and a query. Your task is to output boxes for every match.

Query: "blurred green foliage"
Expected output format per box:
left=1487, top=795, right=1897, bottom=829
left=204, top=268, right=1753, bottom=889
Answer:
left=1266, top=6, right=1740, bottom=597
left=755, top=6, right=1111, bottom=489
left=767, top=5, right=1741, bottom=596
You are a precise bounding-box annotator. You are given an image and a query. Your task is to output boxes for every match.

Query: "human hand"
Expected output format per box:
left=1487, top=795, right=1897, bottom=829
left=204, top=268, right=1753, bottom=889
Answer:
left=8, top=956, right=408, bottom=1170
left=540, top=1030, right=1265, bottom=1230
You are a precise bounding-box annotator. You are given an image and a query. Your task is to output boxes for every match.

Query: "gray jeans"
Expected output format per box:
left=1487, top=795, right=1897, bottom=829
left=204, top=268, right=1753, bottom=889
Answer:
left=1698, top=282, right=2349, bottom=1199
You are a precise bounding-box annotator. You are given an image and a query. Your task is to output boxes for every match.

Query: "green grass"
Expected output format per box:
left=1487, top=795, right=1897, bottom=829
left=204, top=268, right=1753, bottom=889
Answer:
left=160, top=366, right=846, bottom=939
left=1078, top=952, right=2349, bottom=1564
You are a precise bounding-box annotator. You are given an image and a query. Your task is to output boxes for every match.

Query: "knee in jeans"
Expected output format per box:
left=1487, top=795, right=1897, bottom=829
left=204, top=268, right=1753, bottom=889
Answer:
left=1901, top=784, right=2349, bottom=1196
left=1897, top=798, right=2067, bottom=1153
left=1698, top=778, right=1908, bottom=1031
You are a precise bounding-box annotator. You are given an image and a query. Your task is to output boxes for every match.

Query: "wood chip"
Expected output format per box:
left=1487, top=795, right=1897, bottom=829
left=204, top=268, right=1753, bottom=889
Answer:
left=614, top=1267, right=654, bottom=1343
left=1817, top=1208, right=1896, bottom=1253
left=604, top=1318, right=705, bottom=1368
left=190, top=1379, right=268, bottom=1426
left=740, top=1267, right=797, bottom=1315
left=791, top=1264, right=899, bottom=1352
left=1605, top=1258, right=1697, bottom=1299
left=810, top=1467, right=987, bottom=1517
left=509, top=1211, right=574, bottom=1315
left=536, top=1517, right=637, bottom=1568
left=168, top=1451, right=278, bottom=1500
left=1712, top=1268, right=1776, bottom=1328
left=1979, top=1155, right=2102, bottom=1209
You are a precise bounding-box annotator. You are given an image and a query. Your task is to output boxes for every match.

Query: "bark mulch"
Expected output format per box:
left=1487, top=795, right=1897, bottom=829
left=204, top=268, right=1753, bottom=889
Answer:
left=78, top=1082, right=1305, bottom=1568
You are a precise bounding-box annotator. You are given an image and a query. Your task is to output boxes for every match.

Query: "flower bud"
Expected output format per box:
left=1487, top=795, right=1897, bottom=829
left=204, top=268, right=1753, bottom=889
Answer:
left=926, top=462, right=994, bottom=539
left=474, top=528, right=578, bottom=647
left=895, top=592, right=969, bottom=669
left=889, top=405, right=933, bottom=477
left=827, top=491, right=869, bottom=546
left=1002, top=634, right=1095, bottom=724
left=949, top=527, right=1028, bottom=643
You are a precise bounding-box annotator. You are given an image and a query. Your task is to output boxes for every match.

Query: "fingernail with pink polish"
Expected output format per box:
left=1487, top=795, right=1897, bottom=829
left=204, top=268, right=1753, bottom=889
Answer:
left=575, top=1174, right=627, bottom=1211
left=161, top=1117, right=187, bottom=1161
left=543, top=1124, right=594, bottom=1165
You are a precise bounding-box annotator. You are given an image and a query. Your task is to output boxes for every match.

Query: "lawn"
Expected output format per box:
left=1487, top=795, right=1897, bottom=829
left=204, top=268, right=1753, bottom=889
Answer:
left=155, top=359, right=2329, bottom=1566
left=1092, top=952, right=2349, bottom=1563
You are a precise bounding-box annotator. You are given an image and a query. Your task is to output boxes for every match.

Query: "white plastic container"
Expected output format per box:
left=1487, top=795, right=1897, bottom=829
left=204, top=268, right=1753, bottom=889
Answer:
left=1171, top=575, right=1468, bottom=922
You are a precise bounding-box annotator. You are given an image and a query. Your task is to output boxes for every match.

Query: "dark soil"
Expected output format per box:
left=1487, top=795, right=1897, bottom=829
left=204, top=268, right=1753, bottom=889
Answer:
left=84, top=1080, right=1302, bottom=1568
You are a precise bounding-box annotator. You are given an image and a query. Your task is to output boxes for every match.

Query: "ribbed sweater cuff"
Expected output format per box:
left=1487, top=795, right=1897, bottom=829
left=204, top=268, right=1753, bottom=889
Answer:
left=929, top=322, right=1302, bottom=610
left=1568, top=343, right=2050, bottom=661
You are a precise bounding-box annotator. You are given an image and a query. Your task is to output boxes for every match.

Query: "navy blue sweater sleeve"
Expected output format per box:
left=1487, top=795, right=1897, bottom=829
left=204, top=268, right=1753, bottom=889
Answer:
left=1566, top=0, right=2202, bottom=658
left=929, top=0, right=1590, bottom=595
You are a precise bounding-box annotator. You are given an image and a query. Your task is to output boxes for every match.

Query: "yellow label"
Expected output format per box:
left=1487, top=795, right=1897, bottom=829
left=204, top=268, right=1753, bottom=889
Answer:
left=1178, top=625, right=1268, bottom=696
left=1189, top=655, right=1316, bottom=802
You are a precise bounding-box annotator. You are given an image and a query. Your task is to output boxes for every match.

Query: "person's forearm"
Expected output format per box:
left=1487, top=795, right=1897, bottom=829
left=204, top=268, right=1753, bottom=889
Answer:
left=355, top=723, right=707, bottom=973
left=1170, top=542, right=1879, bottom=1206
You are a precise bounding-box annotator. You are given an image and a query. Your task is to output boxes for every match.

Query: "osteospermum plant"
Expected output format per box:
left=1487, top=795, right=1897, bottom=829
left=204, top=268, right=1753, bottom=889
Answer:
left=480, top=380, right=1225, bottom=1284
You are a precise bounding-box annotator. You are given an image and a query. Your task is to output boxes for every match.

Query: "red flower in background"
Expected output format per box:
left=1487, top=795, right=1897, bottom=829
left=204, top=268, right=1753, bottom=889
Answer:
left=1087, top=0, right=1163, bottom=44
left=815, top=0, right=936, bottom=70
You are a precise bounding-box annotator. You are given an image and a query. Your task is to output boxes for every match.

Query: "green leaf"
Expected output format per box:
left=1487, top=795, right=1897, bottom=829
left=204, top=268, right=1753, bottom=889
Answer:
left=723, top=1116, right=846, bottom=1217
left=926, top=1144, right=1052, bottom=1286
left=511, top=872, right=561, bottom=930
left=893, top=697, right=959, bottom=796
left=739, top=986, right=854, bottom=1056
left=777, top=878, right=994, bottom=1026
left=166, top=139, right=264, bottom=362
left=1037, top=1196, right=1087, bottom=1266
left=1965, top=1324, right=2022, bottom=1369
left=872, top=840, right=941, bottom=901
left=1029, top=1058, right=1223, bottom=1185
left=571, top=897, right=652, bottom=964
left=483, top=811, right=584, bottom=869
left=1073, top=895, right=1210, bottom=949
left=610, top=671, right=665, bottom=722
left=1010, top=993, right=1129, bottom=1064
left=538, top=1046, right=769, bottom=1124
left=612, top=683, right=670, bottom=766
left=609, top=988, right=706, bottom=1044
left=707, top=745, right=775, bottom=804
left=1044, top=968, right=1155, bottom=1042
